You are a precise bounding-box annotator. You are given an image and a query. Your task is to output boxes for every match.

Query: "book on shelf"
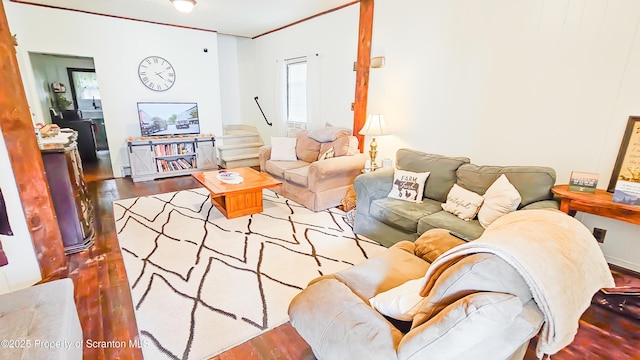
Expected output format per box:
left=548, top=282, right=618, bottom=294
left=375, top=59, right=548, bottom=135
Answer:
left=156, top=158, right=194, bottom=172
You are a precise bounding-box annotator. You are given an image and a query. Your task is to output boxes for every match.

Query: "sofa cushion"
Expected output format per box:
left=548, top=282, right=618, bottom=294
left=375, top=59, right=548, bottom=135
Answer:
left=295, top=131, right=322, bottom=163
left=321, top=135, right=358, bottom=157
left=395, top=149, right=470, bottom=203
left=417, top=211, right=485, bottom=240
left=285, top=166, right=310, bottom=187
left=456, top=164, right=556, bottom=207
left=265, top=159, right=309, bottom=179
left=370, top=197, right=443, bottom=233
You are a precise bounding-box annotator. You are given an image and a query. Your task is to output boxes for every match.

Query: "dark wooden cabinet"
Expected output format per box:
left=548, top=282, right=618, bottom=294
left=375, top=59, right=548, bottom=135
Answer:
left=41, top=131, right=95, bottom=254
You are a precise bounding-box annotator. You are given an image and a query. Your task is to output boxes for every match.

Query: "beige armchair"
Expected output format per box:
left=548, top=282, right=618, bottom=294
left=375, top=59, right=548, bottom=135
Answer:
left=259, top=130, right=367, bottom=211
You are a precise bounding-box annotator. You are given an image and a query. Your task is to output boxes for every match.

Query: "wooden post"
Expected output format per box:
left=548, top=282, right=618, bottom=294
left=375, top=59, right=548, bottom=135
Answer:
left=0, top=1, right=67, bottom=279
left=353, top=0, right=374, bottom=153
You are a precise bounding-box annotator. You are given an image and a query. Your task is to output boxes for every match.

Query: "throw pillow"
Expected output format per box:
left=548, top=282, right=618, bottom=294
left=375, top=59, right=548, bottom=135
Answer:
left=307, top=126, right=351, bottom=142
left=369, top=278, right=425, bottom=321
left=388, top=169, right=430, bottom=203
left=317, top=147, right=335, bottom=161
left=270, top=137, right=297, bottom=161
left=441, top=184, right=484, bottom=221
left=478, top=174, right=522, bottom=229
left=414, top=229, right=467, bottom=263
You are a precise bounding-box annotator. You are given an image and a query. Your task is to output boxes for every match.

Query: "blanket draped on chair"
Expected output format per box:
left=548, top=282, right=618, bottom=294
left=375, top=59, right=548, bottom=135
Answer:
left=419, top=209, right=615, bottom=358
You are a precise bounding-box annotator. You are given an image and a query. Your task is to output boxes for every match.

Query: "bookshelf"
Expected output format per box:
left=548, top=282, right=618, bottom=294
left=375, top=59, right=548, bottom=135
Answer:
left=127, top=135, right=217, bottom=182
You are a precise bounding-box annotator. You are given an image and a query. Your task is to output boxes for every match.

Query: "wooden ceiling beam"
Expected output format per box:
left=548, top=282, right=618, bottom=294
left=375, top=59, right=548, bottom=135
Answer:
left=353, top=0, right=374, bottom=152
left=0, top=1, right=67, bottom=279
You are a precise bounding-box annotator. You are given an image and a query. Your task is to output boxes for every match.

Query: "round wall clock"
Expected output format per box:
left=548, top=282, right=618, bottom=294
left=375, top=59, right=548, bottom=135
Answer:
left=138, top=56, right=175, bottom=91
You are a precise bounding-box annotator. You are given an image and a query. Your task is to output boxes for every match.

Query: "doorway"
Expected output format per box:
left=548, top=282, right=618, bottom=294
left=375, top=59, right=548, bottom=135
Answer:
left=29, top=53, right=113, bottom=181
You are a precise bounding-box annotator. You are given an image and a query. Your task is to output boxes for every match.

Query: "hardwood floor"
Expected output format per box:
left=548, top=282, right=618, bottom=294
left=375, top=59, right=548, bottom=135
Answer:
left=68, top=174, right=640, bottom=359
left=82, top=150, right=114, bottom=183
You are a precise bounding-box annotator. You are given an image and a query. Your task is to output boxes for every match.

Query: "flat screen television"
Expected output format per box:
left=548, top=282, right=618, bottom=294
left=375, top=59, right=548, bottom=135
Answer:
left=137, top=102, right=200, bottom=137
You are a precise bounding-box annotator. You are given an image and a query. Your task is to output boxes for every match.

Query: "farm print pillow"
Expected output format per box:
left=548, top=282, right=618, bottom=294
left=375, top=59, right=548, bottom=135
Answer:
left=388, top=169, right=430, bottom=203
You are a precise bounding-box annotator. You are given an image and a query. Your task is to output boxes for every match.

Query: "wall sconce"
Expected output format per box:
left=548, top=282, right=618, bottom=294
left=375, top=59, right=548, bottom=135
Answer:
left=171, top=0, right=196, bottom=13
left=370, top=56, right=385, bottom=68
left=352, top=56, right=386, bottom=71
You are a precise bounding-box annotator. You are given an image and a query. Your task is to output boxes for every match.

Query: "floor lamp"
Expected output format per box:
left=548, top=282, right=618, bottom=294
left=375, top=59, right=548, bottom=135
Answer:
left=359, top=114, right=390, bottom=171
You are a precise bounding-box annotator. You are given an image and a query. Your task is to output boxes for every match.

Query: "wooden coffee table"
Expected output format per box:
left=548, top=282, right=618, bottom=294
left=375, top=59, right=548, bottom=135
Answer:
left=192, top=167, right=282, bottom=219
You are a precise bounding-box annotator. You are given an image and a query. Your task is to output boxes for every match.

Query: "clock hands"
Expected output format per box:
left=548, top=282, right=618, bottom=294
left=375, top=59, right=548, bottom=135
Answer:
left=155, top=71, right=167, bottom=81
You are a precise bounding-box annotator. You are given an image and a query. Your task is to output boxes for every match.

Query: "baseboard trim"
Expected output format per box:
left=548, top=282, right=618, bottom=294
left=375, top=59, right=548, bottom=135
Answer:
left=605, top=255, right=640, bottom=274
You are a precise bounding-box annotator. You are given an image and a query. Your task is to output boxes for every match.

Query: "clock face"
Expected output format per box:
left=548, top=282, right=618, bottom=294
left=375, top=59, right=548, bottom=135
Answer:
left=138, top=56, right=175, bottom=91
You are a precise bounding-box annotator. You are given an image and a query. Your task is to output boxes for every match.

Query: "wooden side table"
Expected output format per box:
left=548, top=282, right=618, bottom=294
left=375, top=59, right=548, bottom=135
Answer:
left=551, top=184, right=640, bottom=226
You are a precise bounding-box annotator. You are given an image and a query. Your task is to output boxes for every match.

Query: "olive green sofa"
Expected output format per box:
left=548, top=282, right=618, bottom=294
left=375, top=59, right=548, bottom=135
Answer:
left=353, top=149, right=558, bottom=247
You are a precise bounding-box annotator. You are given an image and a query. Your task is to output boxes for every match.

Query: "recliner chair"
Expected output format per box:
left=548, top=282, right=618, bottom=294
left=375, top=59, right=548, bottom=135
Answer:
left=288, top=209, right=614, bottom=360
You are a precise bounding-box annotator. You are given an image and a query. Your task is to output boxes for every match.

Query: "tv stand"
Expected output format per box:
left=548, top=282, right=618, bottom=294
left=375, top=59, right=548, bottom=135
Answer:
left=127, top=135, right=217, bottom=182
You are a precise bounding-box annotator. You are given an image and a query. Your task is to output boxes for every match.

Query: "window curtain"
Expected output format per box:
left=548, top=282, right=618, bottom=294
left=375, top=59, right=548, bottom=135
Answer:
left=306, top=53, right=322, bottom=131
left=274, top=60, right=288, bottom=136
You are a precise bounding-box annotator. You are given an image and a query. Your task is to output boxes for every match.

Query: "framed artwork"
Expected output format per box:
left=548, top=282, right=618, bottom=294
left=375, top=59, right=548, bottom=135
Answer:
left=607, top=116, right=640, bottom=192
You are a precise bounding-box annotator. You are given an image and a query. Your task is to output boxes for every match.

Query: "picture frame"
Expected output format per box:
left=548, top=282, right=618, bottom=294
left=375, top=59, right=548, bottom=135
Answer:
left=607, top=116, right=640, bottom=192
left=569, top=171, right=598, bottom=193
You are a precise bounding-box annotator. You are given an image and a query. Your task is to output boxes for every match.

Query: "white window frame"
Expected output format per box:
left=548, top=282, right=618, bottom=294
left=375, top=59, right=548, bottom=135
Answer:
left=285, top=57, right=308, bottom=129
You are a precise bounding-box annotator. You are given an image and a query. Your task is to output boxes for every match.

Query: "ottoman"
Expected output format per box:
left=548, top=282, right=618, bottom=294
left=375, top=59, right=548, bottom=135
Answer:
left=0, top=278, right=82, bottom=359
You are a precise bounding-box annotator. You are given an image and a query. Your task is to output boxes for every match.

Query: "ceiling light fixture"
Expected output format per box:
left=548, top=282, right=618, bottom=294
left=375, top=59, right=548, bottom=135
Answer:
left=171, top=0, right=196, bottom=13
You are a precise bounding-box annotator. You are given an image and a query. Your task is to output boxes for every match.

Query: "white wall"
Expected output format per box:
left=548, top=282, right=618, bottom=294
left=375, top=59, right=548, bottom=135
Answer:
left=6, top=1, right=224, bottom=177
left=241, top=4, right=360, bottom=144
left=368, top=0, right=640, bottom=271
left=217, top=34, right=242, bottom=125
left=0, top=127, right=41, bottom=295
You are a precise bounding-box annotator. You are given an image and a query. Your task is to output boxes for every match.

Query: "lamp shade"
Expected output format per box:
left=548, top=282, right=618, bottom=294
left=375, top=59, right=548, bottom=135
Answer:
left=359, top=114, right=391, bottom=136
left=171, top=0, right=196, bottom=13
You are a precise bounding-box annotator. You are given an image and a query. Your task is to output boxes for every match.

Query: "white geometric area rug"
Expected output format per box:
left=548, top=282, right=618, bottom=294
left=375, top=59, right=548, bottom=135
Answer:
left=113, top=188, right=384, bottom=360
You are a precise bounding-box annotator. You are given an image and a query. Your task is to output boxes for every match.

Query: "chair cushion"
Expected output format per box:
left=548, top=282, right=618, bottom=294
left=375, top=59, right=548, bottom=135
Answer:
left=265, top=159, right=309, bottom=179
left=395, top=149, right=470, bottom=203
left=295, top=131, right=321, bottom=163
left=285, top=166, right=310, bottom=187
left=411, top=253, right=533, bottom=327
left=370, top=197, right=443, bottom=233
left=456, top=164, right=556, bottom=207
left=0, top=278, right=82, bottom=360
left=398, top=292, right=524, bottom=360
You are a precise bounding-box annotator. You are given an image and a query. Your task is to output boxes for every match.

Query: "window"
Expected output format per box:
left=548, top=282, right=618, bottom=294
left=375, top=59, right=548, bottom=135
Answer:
left=286, top=58, right=307, bottom=125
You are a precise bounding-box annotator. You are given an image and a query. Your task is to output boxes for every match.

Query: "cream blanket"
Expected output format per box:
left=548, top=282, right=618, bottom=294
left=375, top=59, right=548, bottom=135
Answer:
left=419, top=209, right=615, bottom=358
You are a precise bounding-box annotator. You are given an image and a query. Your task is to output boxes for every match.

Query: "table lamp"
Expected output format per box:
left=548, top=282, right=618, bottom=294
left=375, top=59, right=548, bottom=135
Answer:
left=359, top=114, right=391, bottom=171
